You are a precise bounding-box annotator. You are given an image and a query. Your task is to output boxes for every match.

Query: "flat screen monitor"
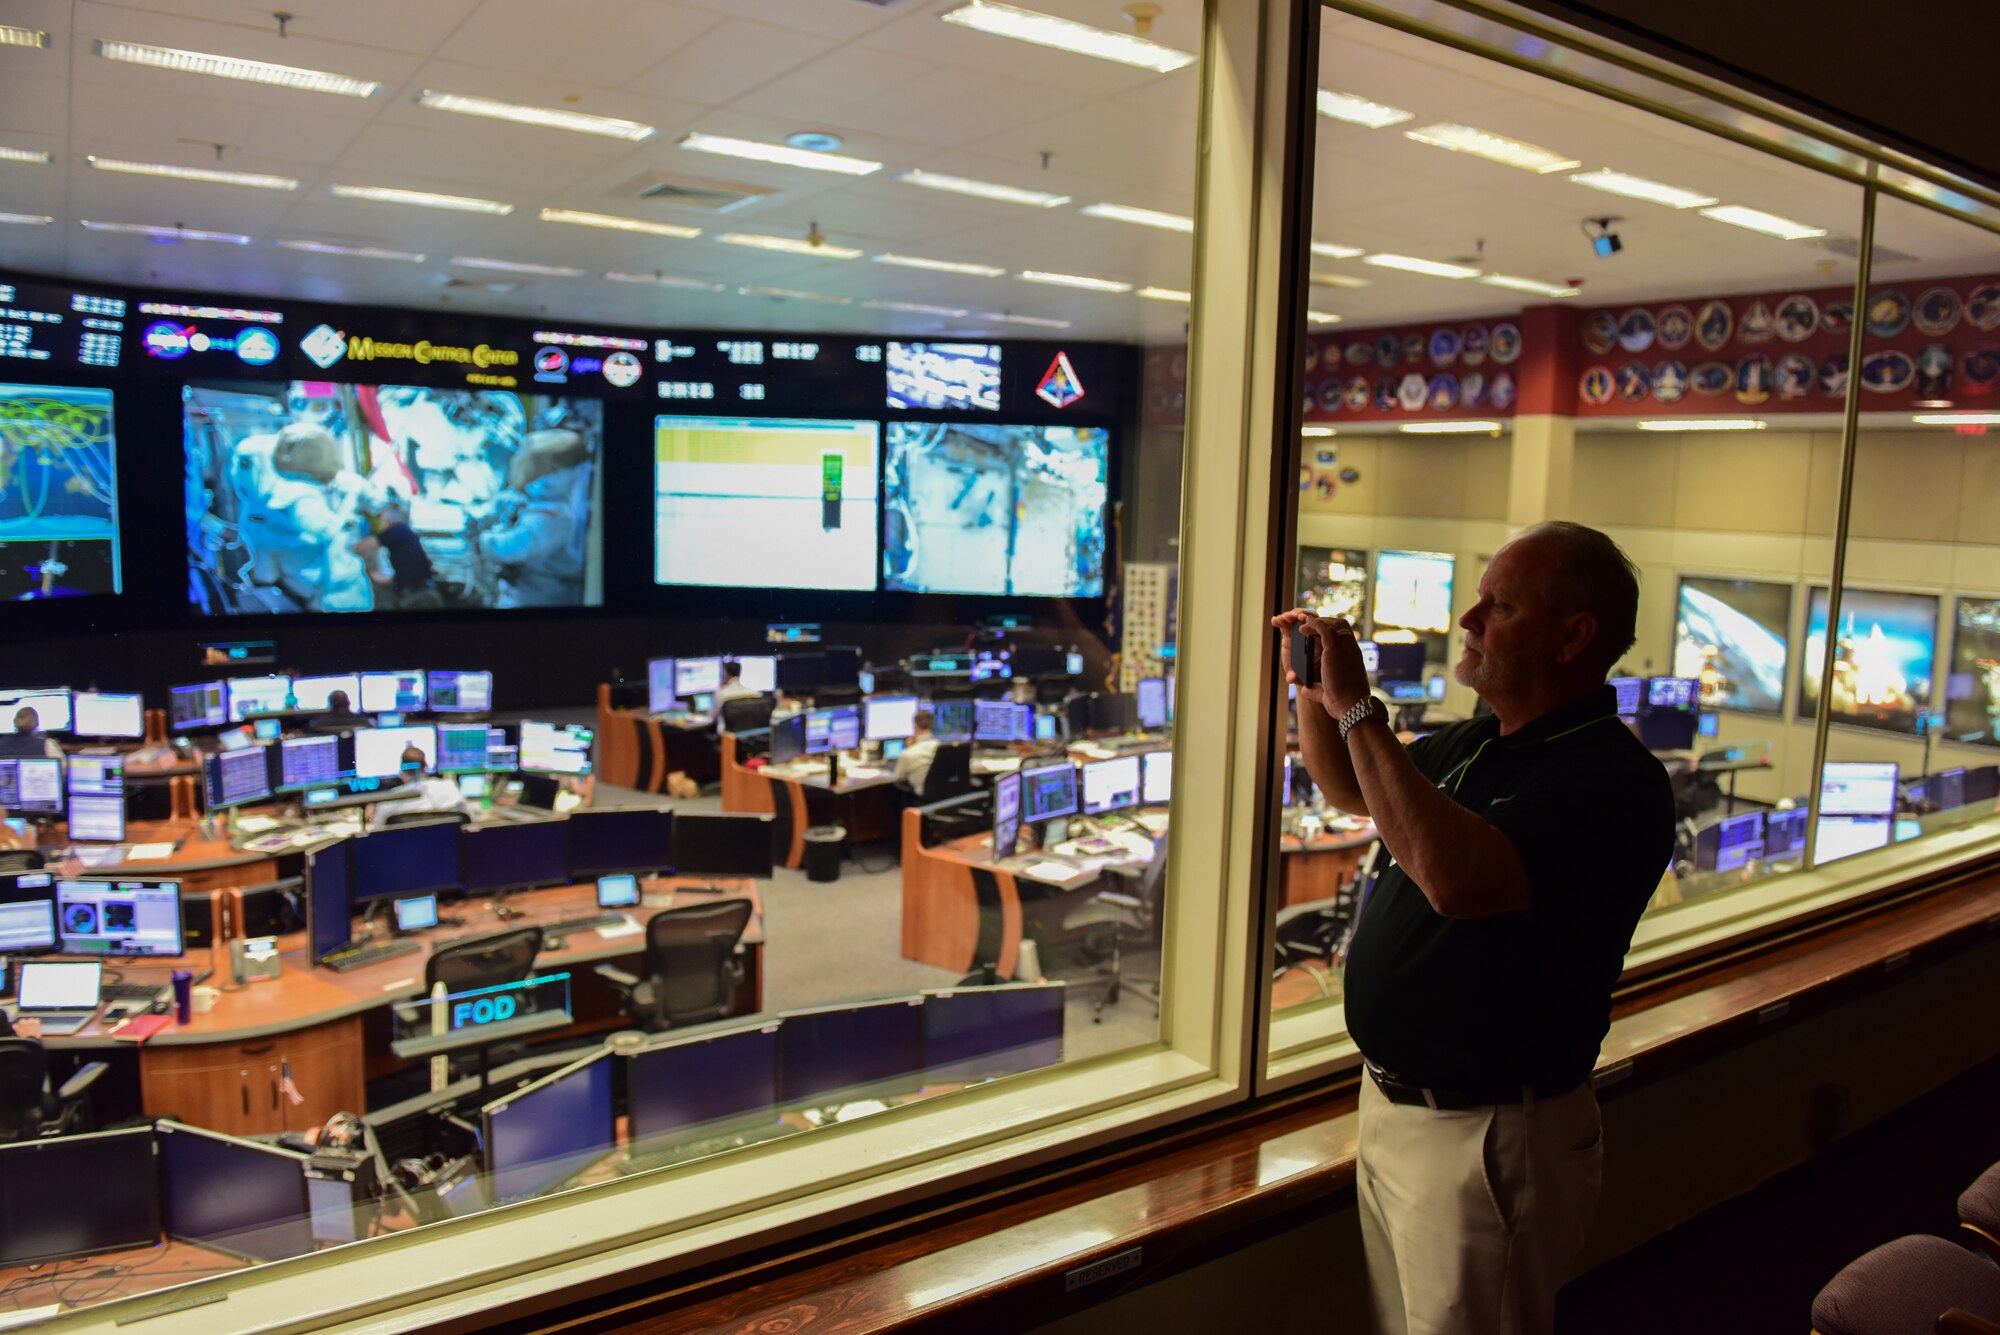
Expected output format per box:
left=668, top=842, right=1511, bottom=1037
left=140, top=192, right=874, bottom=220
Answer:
left=1815, top=815, right=1892, bottom=863
left=886, top=341, right=1000, bottom=411
left=158, top=1121, right=312, bottom=1262
left=774, top=653, right=825, bottom=693
left=0, top=757, right=61, bottom=813
left=1135, top=677, right=1168, bottom=730
left=1644, top=677, right=1698, bottom=711
left=0, top=1127, right=161, bottom=1266
left=1799, top=586, right=1939, bottom=735
left=1019, top=761, right=1078, bottom=823
left=566, top=807, right=674, bottom=879
left=460, top=819, right=569, bottom=896
left=733, top=655, right=776, bottom=693
left=1966, top=765, right=2000, bottom=804
left=1764, top=807, right=1809, bottom=860
left=184, top=380, right=603, bottom=614
left=1693, top=811, right=1767, bottom=874
left=0, top=688, right=72, bottom=734
left=359, top=671, right=425, bottom=714
left=777, top=998, right=925, bottom=1104
left=674, top=657, right=723, bottom=698
left=863, top=695, right=919, bottom=742
left=225, top=675, right=292, bottom=721
left=646, top=657, right=679, bottom=714
left=306, top=838, right=354, bottom=961
left=0, top=382, right=121, bottom=601
left=393, top=894, right=439, bottom=932
left=0, top=874, right=57, bottom=954
left=436, top=724, right=491, bottom=774
left=71, top=692, right=143, bottom=739
left=769, top=713, right=807, bottom=764
left=353, top=724, right=438, bottom=780
left=991, top=771, right=1022, bottom=859
left=672, top=812, right=774, bottom=878
left=277, top=735, right=342, bottom=792
left=883, top=422, right=1107, bottom=597
left=170, top=681, right=227, bottom=730
left=1821, top=760, right=1899, bottom=816
left=202, top=746, right=271, bottom=810
left=351, top=821, right=461, bottom=901
left=482, top=1049, right=616, bottom=1204
left=931, top=700, right=975, bottom=743
left=518, top=721, right=592, bottom=774
left=975, top=699, right=1029, bottom=743
left=1932, top=767, right=1968, bottom=811
left=1080, top=755, right=1142, bottom=816
left=1285, top=755, right=1318, bottom=808
left=804, top=707, right=859, bottom=755
left=596, top=874, right=639, bottom=908
left=1141, top=750, right=1172, bottom=805
left=922, top=983, right=1065, bottom=1084
left=426, top=670, right=491, bottom=713
left=1372, top=550, right=1454, bottom=635
left=1373, top=641, right=1426, bottom=686
left=627, top=1024, right=781, bottom=1149
left=1610, top=676, right=1642, bottom=717
left=1299, top=545, right=1369, bottom=624
left=653, top=416, right=880, bottom=592
left=66, top=792, right=126, bottom=843
left=1946, top=598, right=2000, bottom=747
left=290, top=674, right=361, bottom=713
left=1674, top=576, right=1792, bottom=715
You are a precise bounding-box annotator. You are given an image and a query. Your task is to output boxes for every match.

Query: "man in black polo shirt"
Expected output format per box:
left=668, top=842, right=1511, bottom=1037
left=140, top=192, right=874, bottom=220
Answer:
left=1274, top=521, right=1672, bottom=1335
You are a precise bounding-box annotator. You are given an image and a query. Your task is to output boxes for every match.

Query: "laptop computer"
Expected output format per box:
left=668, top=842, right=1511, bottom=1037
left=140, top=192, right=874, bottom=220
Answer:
left=14, top=961, right=105, bottom=1035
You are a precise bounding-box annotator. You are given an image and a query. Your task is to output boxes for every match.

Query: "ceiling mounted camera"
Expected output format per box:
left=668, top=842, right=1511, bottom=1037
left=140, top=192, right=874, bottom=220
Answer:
left=1582, top=217, right=1623, bottom=258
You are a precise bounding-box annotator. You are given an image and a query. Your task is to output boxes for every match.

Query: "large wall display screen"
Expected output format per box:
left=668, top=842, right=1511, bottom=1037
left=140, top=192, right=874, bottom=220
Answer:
left=1798, top=587, right=1939, bottom=735
left=653, top=416, right=879, bottom=592
left=1299, top=547, right=1367, bottom=624
left=1372, top=550, right=1454, bottom=635
left=1945, top=598, right=2000, bottom=748
left=886, top=342, right=1000, bottom=411
left=1, top=278, right=127, bottom=371
left=184, top=381, right=602, bottom=615
left=1673, top=576, right=1792, bottom=715
left=882, top=422, right=1107, bottom=597
left=0, top=383, right=122, bottom=599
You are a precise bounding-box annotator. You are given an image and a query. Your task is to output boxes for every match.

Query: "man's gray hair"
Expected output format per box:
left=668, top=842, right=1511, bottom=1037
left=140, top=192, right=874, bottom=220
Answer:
left=1518, top=521, right=1639, bottom=675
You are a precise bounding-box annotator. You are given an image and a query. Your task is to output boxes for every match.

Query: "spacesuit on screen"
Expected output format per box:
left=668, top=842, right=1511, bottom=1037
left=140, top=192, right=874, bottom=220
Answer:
left=478, top=429, right=592, bottom=608
left=249, top=422, right=376, bottom=612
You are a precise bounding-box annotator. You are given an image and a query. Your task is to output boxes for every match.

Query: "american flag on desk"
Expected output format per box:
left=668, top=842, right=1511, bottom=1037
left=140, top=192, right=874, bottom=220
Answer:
left=279, top=1060, right=305, bottom=1106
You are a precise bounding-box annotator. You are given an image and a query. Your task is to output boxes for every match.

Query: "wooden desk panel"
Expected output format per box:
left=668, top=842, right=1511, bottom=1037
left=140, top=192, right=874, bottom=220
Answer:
left=596, top=685, right=721, bottom=793
left=900, top=809, right=1023, bottom=977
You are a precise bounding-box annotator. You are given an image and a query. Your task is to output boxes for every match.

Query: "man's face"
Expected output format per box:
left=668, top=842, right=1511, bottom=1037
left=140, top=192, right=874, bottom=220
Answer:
left=1455, top=538, right=1569, bottom=698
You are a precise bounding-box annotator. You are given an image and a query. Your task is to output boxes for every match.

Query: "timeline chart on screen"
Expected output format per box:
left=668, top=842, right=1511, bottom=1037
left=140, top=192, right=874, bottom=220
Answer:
left=0, top=277, right=128, bottom=371
left=652, top=334, right=885, bottom=417
left=0, top=381, right=123, bottom=599
left=133, top=296, right=292, bottom=377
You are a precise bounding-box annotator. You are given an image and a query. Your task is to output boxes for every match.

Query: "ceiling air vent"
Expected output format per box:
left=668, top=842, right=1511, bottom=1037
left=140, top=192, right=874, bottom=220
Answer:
left=617, top=170, right=775, bottom=213
left=1803, top=234, right=1919, bottom=265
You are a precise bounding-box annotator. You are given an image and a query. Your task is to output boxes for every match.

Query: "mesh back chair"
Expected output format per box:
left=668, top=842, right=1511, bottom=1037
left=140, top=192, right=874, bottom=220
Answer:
left=918, top=743, right=974, bottom=803
left=0, top=849, right=45, bottom=873
left=719, top=695, right=775, bottom=734
left=425, top=927, right=543, bottom=996
left=1811, top=1234, right=2000, bottom=1335
left=1062, top=831, right=1166, bottom=1021
left=595, top=899, right=754, bottom=1032
left=1963, top=1162, right=2000, bottom=1263
left=0, top=1038, right=108, bottom=1144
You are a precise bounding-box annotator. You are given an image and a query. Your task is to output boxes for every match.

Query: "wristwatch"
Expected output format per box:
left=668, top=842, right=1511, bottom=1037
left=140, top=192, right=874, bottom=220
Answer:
left=1336, top=696, right=1387, bottom=742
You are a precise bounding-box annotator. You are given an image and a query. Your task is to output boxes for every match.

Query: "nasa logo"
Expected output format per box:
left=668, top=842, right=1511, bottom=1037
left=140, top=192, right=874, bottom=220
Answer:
left=533, top=346, right=570, bottom=384
left=142, top=321, right=193, bottom=360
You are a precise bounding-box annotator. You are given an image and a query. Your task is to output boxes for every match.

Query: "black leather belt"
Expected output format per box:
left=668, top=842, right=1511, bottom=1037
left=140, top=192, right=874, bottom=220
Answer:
left=1365, top=1062, right=1578, bottom=1111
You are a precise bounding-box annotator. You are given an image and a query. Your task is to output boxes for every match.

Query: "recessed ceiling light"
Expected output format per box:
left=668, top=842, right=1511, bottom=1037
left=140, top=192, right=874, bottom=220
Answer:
left=0, top=212, right=53, bottom=226
left=1079, top=202, right=1194, bottom=233
left=1137, top=286, right=1190, bottom=302
left=417, top=91, right=654, bottom=141
left=0, top=25, right=48, bottom=48
left=865, top=299, right=971, bottom=317
left=1399, top=420, right=1504, bottom=434
left=331, top=184, right=512, bottom=214
left=1309, top=272, right=1370, bottom=289
left=0, top=146, right=52, bottom=165
left=1310, top=241, right=1363, bottom=260
left=1568, top=169, right=1717, bottom=209
left=275, top=239, right=424, bottom=262
left=80, top=219, right=250, bottom=245
left=680, top=132, right=881, bottom=176
left=539, top=207, right=700, bottom=239
left=1316, top=89, right=1412, bottom=129
left=1018, top=269, right=1132, bottom=293
left=604, top=271, right=725, bottom=291
left=451, top=256, right=584, bottom=277
left=1363, top=252, right=1481, bottom=279
left=786, top=131, right=846, bottom=153
left=1635, top=419, right=1766, bottom=431
left=940, top=0, right=1196, bottom=73
left=93, top=40, right=379, bottom=97
left=1478, top=273, right=1580, bottom=298
left=1913, top=412, right=2000, bottom=426
left=872, top=252, right=1006, bottom=278
left=738, top=286, right=853, bottom=305
left=1698, top=204, right=1826, bottom=240
left=975, top=311, right=1072, bottom=329
left=1302, top=426, right=1337, bottom=437
left=1403, top=122, right=1581, bottom=174
left=87, top=156, right=299, bottom=191
left=898, top=169, right=1069, bottom=208
left=1306, top=310, right=1342, bottom=324
left=718, top=232, right=862, bottom=259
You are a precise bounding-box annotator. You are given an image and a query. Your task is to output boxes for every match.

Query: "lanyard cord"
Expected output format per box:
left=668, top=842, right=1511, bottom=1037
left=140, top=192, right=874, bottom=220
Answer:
left=1446, top=713, right=1626, bottom=797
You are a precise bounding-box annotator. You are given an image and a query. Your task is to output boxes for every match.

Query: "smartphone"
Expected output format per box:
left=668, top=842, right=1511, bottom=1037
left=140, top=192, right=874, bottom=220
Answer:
left=1287, top=621, right=1322, bottom=689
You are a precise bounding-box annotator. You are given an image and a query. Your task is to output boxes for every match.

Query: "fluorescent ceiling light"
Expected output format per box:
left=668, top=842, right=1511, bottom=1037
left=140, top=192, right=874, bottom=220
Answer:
left=0, top=25, right=48, bottom=47
left=331, top=184, right=512, bottom=214
left=1399, top=420, right=1504, bottom=434
left=275, top=239, right=424, bottom=262
left=872, top=252, right=1006, bottom=278
left=898, top=169, right=1069, bottom=208
left=1913, top=413, right=2000, bottom=426
left=0, top=212, right=53, bottom=226
left=1478, top=273, right=1579, bottom=298
left=87, top=156, right=298, bottom=191
left=1310, top=240, right=1363, bottom=259
left=1698, top=204, right=1826, bottom=240
left=738, top=286, right=852, bottom=305
left=1302, top=426, right=1337, bottom=437
left=80, top=219, right=250, bottom=245
left=1635, top=419, right=1766, bottom=432
left=418, top=90, right=653, bottom=141
left=1137, top=286, right=1190, bottom=303
left=1018, top=269, right=1132, bottom=293
left=1079, top=202, right=1193, bottom=233
left=1307, top=310, right=1342, bottom=324
left=1316, top=89, right=1412, bottom=129
left=865, top=299, right=971, bottom=317
left=605, top=271, right=724, bottom=291
left=717, top=232, right=862, bottom=259
left=451, top=256, right=584, bottom=277
left=1568, top=169, right=1717, bottom=209
left=1309, top=272, right=1370, bottom=289
left=539, top=207, right=699, bottom=239
left=1363, top=252, right=1481, bottom=279
left=976, top=311, right=1071, bottom=329
left=93, top=40, right=379, bottom=97
left=940, top=0, right=1195, bottom=73
left=680, top=132, right=880, bottom=176
left=0, top=146, right=52, bottom=164
left=1403, top=122, right=1580, bottom=174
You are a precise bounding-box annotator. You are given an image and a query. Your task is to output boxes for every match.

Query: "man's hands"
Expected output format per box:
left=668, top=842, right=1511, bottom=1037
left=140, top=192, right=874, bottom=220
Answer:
left=1271, top=609, right=1372, bottom=718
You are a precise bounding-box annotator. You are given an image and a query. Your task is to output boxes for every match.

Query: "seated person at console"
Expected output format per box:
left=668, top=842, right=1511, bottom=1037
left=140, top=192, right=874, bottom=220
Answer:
left=892, top=710, right=940, bottom=795
left=313, top=689, right=366, bottom=732
left=369, top=745, right=476, bottom=828
left=0, top=706, right=63, bottom=760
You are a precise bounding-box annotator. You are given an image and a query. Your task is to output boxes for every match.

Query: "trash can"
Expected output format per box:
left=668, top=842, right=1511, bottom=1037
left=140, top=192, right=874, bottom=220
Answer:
left=803, top=824, right=846, bottom=883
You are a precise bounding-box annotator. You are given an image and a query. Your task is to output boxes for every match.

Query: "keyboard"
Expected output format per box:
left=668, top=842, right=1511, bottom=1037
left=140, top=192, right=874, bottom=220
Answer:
left=321, top=939, right=421, bottom=973
left=537, top=912, right=627, bottom=937
left=102, top=982, right=170, bottom=1004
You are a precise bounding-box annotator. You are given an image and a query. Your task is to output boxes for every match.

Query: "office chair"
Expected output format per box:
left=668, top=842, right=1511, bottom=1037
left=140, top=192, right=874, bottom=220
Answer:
left=719, top=695, right=775, bottom=734
left=917, top=743, right=975, bottom=804
left=1033, top=674, right=1074, bottom=707
left=1809, top=1234, right=2000, bottom=1335
left=1061, top=832, right=1166, bottom=1021
left=0, top=849, right=46, bottom=873
left=0, top=1038, right=108, bottom=1144
left=382, top=809, right=472, bottom=828
left=1962, top=1161, right=2000, bottom=1262
left=594, top=899, right=754, bottom=1032
left=426, top=927, right=543, bottom=996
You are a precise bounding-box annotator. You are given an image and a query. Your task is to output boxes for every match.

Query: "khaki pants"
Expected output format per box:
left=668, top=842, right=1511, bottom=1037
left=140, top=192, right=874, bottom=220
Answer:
left=1357, top=1073, right=1603, bottom=1335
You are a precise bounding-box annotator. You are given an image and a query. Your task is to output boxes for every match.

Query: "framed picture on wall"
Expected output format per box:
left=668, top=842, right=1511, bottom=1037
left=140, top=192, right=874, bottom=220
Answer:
left=1298, top=546, right=1368, bottom=625
left=1944, top=598, right=2000, bottom=748
left=1672, top=576, right=1793, bottom=715
left=1797, top=586, right=1940, bottom=735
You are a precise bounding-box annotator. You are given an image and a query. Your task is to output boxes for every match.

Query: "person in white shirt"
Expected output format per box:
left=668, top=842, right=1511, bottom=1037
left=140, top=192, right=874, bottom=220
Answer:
left=710, top=661, right=766, bottom=731
left=369, top=745, right=477, bottom=828
left=892, top=710, right=941, bottom=797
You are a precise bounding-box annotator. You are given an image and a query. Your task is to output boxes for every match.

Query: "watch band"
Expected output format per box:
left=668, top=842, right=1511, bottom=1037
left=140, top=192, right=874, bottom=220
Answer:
left=1337, top=696, right=1384, bottom=741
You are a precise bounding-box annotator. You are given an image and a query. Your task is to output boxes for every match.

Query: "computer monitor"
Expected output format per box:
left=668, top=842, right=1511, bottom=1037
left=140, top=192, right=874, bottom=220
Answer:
left=65, top=755, right=125, bottom=843
left=596, top=873, right=640, bottom=908
left=169, top=681, right=227, bottom=730
left=777, top=998, right=925, bottom=1105
left=922, top=983, right=1066, bottom=1084
left=1374, top=641, right=1426, bottom=685
left=0, top=757, right=61, bottom=815
left=769, top=713, right=807, bottom=764
left=224, top=676, right=292, bottom=722
left=1931, top=767, right=1968, bottom=811
left=975, top=699, right=1029, bottom=743
left=775, top=653, right=826, bottom=693
left=482, top=1049, right=616, bottom=1204
left=1135, top=678, right=1168, bottom=730
left=858, top=669, right=878, bottom=695
left=460, top=819, right=569, bottom=896
left=202, top=746, right=271, bottom=810
left=351, top=822, right=461, bottom=901
left=931, top=700, right=974, bottom=743
left=290, top=674, right=361, bottom=713
left=306, top=838, right=354, bottom=962
left=0, top=873, right=57, bottom=954
left=1141, top=751, right=1172, bottom=805
left=566, top=807, right=675, bottom=879
left=1764, top=807, right=1809, bottom=860
left=1963, top=765, right=2000, bottom=805
left=0, top=1127, right=162, bottom=1265
left=1080, top=755, right=1142, bottom=816
left=1821, top=760, right=1899, bottom=816
left=393, top=894, right=439, bottom=933
left=991, top=771, right=1022, bottom=860
left=646, top=657, right=680, bottom=714
left=863, top=695, right=919, bottom=742
left=253, top=717, right=283, bottom=741
left=672, top=812, right=775, bottom=878
left=353, top=724, right=438, bottom=780
left=70, top=692, right=143, bottom=740
left=158, top=1121, right=313, bottom=1262
left=436, top=724, right=491, bottom=775
left=626, top=1023, right=781, bottom=1149
left=1285, top=754, right=1318, bottom=808
left=733, top=655, right=777, bottom=693
left=1644, top=675, right=1699, bottom=711
left=276, top=735, right=342, bottom=793
left=1357, top=640, right=1381, bottom=675
left=1695, top=811, right=1767, bottom=873
left=1018, top=761, right=1078, bottom=823
left=0, top=688, right=72, bottom=733
left=674, top=657, right=723, bottom=698
left=518, top=721, right=592, bottom=774
left=358, top=671, right=426, bottom=714
left=804, top=707, right=860, bottom=755
left=426, top=670, right=492, bottom=713
left=1815, top=815, right=1892, bottom=862
left=1697, top=712, right=1721, bottom=739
